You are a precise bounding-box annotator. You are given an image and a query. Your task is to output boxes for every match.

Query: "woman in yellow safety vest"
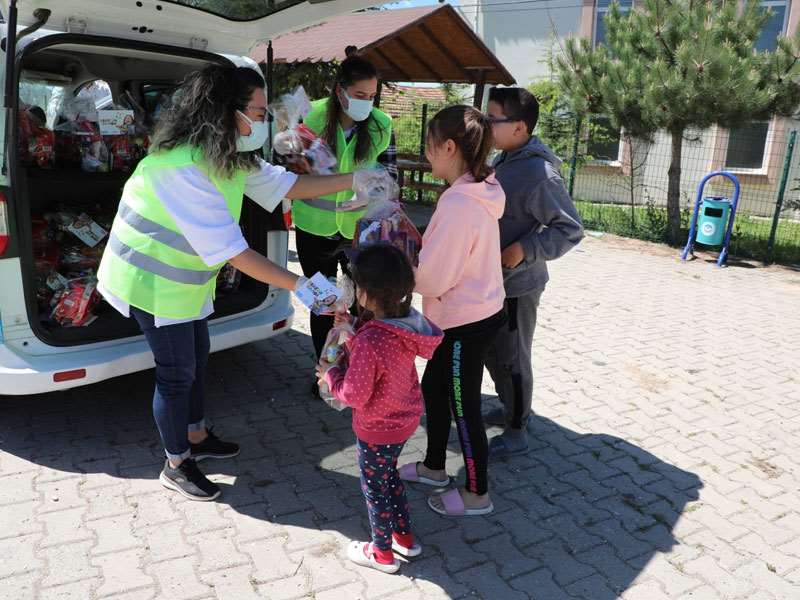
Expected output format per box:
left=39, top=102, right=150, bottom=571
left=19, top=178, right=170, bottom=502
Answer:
left=97, top=65, right=376, bottom=502
left=291, top=49, right=395, bottom=397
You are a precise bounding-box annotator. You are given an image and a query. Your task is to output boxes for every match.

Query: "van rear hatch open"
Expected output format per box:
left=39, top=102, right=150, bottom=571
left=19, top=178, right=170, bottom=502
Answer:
left=2, top=0, right=377, bottom=54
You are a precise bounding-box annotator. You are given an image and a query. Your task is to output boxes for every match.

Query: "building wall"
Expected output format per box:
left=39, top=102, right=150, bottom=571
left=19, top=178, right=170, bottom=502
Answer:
left=458, top=1, right=583, bottom=86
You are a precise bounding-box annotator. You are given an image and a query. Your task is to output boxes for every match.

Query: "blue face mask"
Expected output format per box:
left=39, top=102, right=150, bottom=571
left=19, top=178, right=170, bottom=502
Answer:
left=341, top=90, right=373, bottom=122
left=236, top=110, right=269, bottom=152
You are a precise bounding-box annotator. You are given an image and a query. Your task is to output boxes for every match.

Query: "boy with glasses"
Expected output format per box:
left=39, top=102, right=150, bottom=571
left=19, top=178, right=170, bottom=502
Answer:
left=484, top=87, right=584, bottom=457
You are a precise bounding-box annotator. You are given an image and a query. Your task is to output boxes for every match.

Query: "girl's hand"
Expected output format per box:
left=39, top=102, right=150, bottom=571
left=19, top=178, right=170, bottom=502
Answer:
left=333, top=310, right=352, bottom=327
left=315, top=363, right=329, bottom=384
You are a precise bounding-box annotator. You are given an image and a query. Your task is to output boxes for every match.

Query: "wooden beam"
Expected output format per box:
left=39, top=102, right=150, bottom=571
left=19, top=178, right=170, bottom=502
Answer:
left=395, top=36, right=445, bottom=81
left=374, top=47, right=412, bottom=81
left=418, top=22, right=471, bottom=81
left=472, top=69, right=486, bottom=108
left=374, top=80, right=383, bottom=108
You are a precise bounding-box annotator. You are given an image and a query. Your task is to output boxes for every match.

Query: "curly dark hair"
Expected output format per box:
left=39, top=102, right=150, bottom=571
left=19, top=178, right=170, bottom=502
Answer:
left=150, top=65, right=265, bottom=178
left=350, top=244, right=415, bottom=319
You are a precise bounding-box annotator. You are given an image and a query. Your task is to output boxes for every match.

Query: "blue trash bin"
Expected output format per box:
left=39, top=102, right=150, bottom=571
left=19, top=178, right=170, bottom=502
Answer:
left=696, top=197, right=731, bottom=246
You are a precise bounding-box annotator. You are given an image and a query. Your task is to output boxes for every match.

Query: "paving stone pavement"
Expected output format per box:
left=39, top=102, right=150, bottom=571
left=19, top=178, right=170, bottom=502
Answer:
left=1, top=233, right=799, bottom=600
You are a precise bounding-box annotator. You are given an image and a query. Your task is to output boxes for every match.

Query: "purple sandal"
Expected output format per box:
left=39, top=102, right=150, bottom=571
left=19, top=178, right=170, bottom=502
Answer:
left=398, top=462, right=450, bottom=487
left=428, top=488, right=494, bottom=517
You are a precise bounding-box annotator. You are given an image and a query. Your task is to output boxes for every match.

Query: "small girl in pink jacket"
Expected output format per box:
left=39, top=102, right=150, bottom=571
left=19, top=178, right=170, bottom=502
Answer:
left=400, top=105, right=507, bottom=517
left=318, top=244, right=443, bottom=574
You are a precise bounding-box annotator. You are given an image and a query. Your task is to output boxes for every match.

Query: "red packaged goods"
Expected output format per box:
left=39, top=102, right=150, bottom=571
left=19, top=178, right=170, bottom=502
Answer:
left=18, top=106, right=55, bottom=169
left=51, top=278, right=100, bottom=327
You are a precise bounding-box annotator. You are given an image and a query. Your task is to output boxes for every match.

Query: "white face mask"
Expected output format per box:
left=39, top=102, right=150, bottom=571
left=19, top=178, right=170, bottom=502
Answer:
left=236, top=110, right=269, bottom=152
left=341, top=90, right=373, bottom=122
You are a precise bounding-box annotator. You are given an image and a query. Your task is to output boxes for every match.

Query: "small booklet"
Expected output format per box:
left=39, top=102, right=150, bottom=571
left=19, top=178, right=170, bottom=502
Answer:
left=66, top=213, right=108, bottom=248
left=295, top=272, right=342, bottom=315
left=98, top=110, right=135, bottom=135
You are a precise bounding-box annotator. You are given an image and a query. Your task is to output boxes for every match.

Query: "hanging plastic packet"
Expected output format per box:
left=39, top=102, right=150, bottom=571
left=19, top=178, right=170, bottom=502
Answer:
left=346, top=166, right=423, bottom=266
left=269, top=86, right=336, bottom=174
left=318, top=275, right=356, bottom=411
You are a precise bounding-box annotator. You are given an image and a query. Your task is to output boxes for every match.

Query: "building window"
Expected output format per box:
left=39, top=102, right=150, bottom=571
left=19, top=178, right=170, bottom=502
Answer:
left=588, top=116, right=623, bottom=162
left=724, top=1, right=787, bottom=170
left=725, top=121, right=771, bottom=170
left=594, top=0, right=633, bottom=48
left=756, top=0, right=789, bottom=52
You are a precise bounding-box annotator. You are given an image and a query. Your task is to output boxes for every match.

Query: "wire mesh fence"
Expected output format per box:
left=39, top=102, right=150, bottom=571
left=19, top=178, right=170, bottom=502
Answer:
left=392, top=101, right=800, bottom=265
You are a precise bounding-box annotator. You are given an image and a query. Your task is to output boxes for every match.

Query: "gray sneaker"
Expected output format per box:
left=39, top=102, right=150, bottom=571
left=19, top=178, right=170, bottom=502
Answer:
left=159, top=459, right=221, bottom=501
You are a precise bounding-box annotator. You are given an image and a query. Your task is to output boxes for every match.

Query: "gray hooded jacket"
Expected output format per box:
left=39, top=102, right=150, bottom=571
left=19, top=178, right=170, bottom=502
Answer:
left=493, top=136, right=584, bottom=297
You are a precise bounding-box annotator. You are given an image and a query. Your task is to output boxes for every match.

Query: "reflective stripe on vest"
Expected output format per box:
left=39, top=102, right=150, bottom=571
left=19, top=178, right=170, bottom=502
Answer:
left=106, top=232, right=216, bottom=285
left=117, top=202, right=198, bottom=255
left=297, top=198, right=339, bottom=212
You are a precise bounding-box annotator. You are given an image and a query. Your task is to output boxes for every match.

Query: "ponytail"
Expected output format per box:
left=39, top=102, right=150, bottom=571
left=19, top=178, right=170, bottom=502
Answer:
left=427, top=105, right=494, bottom=182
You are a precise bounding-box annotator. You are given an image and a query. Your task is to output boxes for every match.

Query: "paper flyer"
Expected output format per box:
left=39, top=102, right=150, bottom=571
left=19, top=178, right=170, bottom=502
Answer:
left=295, top=272, right=342, bottom=316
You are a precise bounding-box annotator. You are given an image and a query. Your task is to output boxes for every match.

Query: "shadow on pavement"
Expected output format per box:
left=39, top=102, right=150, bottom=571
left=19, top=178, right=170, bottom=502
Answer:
left=0, top=330, right=702, bottom=598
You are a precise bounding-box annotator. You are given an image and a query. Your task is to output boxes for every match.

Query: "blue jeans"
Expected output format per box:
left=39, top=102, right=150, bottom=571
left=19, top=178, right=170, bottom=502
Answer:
left=357, top=439, right=412, bottom=551
left=131, top=307, right=209, bottom=461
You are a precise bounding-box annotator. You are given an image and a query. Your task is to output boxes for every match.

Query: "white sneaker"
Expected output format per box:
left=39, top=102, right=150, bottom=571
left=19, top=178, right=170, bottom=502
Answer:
left=346, top=541, right=400, bottom=574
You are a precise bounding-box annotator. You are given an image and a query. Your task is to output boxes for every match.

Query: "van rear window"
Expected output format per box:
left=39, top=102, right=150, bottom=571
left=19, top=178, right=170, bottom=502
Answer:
left=166, top=0, right=292, bottom=21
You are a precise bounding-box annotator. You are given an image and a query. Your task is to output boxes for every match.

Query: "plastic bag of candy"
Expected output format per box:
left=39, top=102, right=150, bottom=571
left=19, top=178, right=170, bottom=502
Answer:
left=269, top=87, right=336, bottom=174
left=51, top=277, right=100, bottom=327
left=18, top=105, right=55, bottom=169
left=348, top=168, right=422, bottom=266
left=317, top=276, right=356, bottom=411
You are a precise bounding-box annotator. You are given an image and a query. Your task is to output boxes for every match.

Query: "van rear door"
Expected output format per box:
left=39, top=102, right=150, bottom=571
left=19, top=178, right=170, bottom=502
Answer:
left=2, top=0, right=379, bottom=54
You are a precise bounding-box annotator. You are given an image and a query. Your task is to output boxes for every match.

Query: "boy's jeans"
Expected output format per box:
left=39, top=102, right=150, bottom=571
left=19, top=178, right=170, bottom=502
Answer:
left=485, top=290, right=542, bottom=430
left=131, top=307, right=208, bottom=462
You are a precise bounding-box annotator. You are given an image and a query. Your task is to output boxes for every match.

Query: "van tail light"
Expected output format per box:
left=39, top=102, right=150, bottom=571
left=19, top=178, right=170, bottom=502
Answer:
left=0, top=192, right=9, bottom=257
left=272, top=319, right=288, bottom=331
left=53, top=369, right=86, bottom=383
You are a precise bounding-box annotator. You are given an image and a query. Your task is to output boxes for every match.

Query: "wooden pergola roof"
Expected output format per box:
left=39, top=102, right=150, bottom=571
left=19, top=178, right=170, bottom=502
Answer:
left=252, top=4, right=515, bottom=86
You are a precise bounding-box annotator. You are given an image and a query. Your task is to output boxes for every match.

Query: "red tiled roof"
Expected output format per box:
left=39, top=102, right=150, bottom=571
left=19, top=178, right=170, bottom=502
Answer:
left=380, top=85, right=447, bottom=117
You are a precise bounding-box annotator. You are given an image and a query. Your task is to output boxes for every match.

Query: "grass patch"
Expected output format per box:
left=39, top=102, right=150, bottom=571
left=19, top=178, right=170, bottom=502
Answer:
left=574, top=200, right=800, bottom=265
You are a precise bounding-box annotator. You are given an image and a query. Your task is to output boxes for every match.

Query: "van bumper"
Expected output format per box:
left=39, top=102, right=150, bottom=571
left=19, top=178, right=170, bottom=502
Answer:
left=0, top=298, right=294, bottom=396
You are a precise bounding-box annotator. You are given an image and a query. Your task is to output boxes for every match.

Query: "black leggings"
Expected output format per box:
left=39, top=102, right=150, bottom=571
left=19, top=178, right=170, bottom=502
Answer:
left=295, top=228, right=353, bottom=359
left=422, top=310, right=506, bottom=495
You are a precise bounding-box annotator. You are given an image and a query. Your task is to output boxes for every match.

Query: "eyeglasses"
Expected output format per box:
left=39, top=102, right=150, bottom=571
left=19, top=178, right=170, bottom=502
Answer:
left=487, top=116, right=518, bottom=125
left=243, top=104, right=268, bottom=122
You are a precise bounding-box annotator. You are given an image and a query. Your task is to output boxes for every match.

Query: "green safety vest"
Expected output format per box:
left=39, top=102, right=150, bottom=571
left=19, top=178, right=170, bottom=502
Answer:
left=292, top=98, right=392, bottom=239
left=97, top=145, right=247, bottom=319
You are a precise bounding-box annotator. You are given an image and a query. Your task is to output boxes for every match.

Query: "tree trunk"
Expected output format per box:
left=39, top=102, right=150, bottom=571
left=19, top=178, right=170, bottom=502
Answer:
left=667, top=128, right=684, bottom=245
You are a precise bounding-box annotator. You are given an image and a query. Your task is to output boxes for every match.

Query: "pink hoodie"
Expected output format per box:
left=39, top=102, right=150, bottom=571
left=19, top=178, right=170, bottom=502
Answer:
left=324, top=310, right=443, bottom=445
left=415, top=173, right=506, bottom=331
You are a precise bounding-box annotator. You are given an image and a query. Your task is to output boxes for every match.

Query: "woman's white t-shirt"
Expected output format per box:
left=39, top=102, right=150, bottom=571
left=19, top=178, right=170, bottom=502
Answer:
left=98, top=158, right=297, bottom=327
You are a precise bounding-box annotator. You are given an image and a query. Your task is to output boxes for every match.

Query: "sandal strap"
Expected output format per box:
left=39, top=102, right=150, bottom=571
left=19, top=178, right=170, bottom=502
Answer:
left=440, top=489, right=466, bottom=516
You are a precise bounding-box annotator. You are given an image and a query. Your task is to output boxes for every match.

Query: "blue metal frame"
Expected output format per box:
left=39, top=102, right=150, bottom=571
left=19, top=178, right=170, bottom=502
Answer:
left=680, top=171, right=741, bottom=267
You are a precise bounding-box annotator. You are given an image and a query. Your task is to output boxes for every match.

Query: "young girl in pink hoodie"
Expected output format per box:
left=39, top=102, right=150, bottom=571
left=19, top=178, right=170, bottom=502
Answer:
left=318, top=244, right=443, bottom=573
left=400, top=105, right=507, bottom=517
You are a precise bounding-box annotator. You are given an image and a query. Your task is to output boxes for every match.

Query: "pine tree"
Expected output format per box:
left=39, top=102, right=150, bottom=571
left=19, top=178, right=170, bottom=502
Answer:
left=557, top=0, right=800, bottom=244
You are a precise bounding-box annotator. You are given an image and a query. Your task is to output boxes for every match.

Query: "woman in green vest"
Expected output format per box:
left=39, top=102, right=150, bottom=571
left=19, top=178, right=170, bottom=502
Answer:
left=292, top=50, right=395, bottom=395
left=97, top=65, right=369, bottom=502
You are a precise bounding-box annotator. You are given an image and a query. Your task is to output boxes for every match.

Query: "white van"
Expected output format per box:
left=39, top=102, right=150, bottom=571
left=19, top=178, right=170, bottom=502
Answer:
left=0, top=0, right=372, bottom=395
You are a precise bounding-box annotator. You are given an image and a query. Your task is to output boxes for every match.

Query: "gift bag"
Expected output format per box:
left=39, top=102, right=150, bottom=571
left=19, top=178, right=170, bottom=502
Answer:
left=51, top=277, right=100, bottom=327
left=348, top=169, right=422, bottom=266
left=269, top=86, right=336, bottom=174
left=318, top=276, right=356, bottom=411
